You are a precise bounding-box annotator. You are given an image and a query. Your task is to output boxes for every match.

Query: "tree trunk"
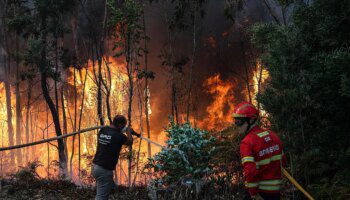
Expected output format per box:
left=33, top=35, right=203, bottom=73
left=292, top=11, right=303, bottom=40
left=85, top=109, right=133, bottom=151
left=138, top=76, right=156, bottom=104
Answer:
left=239, top=31, right=252, bottom=103
left=2, top=8, right=15, bottom=166
left=126, top=33, right=133, bottom=188
left=97, top=58, right=104, bottom=125
left=54, top=37, right=60, bottom=129
left=15, top=33, right=22, bottom=167
left=133, top=65, right=144, bottom=185
left=25, top=80, right=32, bottom=164
left=102, top=59, right=112, bottom=124
left=40, top=12, right=67, bottom=178
left=61, top=84, right=69, bottom=168
left=4, top=57, right=15, bottom=167
left=262, top=0, right=281, bottom=25
left=46, top=107, right=50, bottom=178
left=41, top=72, right=68, bottom=177
left=186, top=3, right=197, bottom=121
left=77, top=67, right=88, bottom=179
left=143, top=14, right=152, bottom=159
left=257, top=61, right=263, bottom=110
left=1, top=125, right=4, bottom=175
left=70, top=68, right=77, bottom=178
left=30, top=108, right=38, bottom=160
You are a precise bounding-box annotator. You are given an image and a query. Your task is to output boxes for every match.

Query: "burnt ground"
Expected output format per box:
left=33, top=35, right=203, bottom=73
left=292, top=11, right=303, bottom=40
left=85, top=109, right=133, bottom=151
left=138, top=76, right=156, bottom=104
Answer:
left=0, top=179, right=148, bottom=200
left=0, top=177, right=246, bottom=200
left=0, top=164, right=245, bottom=200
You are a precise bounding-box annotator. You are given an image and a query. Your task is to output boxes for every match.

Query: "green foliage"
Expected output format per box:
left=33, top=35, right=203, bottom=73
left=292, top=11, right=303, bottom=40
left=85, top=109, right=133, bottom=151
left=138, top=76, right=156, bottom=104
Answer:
left=251, top=0, right=350, bottom=198
left=107, top=0, right=144, bottom=58
left=223, top=0, right=243, bottom=23
left=170, top=0, right=206, bottom=31
left=149, top=0, right=206, bottom=31
left=6, top=0, right=76, bottom=78
left=208, top=126, right=245, bottom=196
left=13, top=161, right=43, bottom=188
left=146, top=121, right=216, bottom=187
left=137, top=70, right=155, bottom=80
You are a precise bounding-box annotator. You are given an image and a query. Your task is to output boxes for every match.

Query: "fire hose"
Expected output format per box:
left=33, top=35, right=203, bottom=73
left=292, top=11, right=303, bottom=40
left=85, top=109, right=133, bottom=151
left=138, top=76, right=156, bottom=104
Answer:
left=0, top=126, right=314, bottom=200
left=282, top=168, right=315, bottom=200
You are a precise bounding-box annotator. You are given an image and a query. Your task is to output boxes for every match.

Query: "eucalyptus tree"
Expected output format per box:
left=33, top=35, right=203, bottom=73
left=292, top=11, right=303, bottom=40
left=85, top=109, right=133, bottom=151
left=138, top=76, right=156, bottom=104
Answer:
left=0, top=0, right=15, bottom=168
left=14, top=0, right=77, bottom=178
left=108, top=0, right=144, bottom=187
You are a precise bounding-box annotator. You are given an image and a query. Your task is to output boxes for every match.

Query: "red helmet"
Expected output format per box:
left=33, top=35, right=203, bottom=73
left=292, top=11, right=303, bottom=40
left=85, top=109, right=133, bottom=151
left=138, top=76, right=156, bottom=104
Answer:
left=233, top=102, right=259, bottom=119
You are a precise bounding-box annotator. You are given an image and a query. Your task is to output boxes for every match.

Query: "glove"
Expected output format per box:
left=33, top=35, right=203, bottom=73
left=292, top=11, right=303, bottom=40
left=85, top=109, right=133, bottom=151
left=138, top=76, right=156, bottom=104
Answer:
left=251, top=194, right=264, bottom=200
left=126, top=127, right=141, bottom=137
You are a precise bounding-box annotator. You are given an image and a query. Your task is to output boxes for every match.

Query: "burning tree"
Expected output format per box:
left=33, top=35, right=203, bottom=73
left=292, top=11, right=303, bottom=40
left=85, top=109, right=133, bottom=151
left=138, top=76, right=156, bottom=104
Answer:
left=8, top=0, right=77, bottom=178
left=108, top=0, right=145, bottom=187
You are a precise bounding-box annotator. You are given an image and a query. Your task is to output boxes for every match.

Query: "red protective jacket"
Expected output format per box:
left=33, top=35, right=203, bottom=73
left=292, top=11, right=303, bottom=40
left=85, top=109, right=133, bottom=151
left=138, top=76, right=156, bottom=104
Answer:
left=240, top=126, right=286, bottom=196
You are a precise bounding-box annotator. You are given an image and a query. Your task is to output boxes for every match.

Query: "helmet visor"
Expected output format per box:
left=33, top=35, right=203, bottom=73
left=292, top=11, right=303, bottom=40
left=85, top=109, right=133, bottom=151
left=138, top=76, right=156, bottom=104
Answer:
left=234, top=117, right=248, bottom=127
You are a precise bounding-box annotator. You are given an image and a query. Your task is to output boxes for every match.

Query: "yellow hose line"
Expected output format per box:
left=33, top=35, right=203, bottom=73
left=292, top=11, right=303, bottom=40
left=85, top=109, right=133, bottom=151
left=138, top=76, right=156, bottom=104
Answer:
left=282, top=168, right=315, bottom=200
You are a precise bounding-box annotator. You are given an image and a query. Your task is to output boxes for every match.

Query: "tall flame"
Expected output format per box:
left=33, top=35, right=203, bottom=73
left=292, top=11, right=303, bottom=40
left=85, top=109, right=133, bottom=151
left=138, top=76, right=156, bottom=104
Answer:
left=198, top=74, right=236, bottom=131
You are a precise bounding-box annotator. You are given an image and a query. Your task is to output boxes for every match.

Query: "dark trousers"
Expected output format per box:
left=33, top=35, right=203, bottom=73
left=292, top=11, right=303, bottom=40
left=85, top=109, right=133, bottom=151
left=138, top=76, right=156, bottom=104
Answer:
left=260, top=192, right=281, bottom=200
left=244, top=191, right=281, bottom=200
left=92, top=164, right=116, bottom=200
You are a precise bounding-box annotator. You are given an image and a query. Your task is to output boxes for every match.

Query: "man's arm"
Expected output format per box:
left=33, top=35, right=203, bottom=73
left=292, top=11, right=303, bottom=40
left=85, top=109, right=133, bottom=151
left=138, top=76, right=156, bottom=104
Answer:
left=240, top=140, right=259, bottom=197
left=123, top=127, right=134, bottom=146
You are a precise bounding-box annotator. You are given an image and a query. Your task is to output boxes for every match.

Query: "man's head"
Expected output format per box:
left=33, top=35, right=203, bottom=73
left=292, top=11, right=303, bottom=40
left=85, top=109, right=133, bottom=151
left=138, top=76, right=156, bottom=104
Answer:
left=233, top=102, right=259, bottom=134
left=112, top=115, right=127, bottom=130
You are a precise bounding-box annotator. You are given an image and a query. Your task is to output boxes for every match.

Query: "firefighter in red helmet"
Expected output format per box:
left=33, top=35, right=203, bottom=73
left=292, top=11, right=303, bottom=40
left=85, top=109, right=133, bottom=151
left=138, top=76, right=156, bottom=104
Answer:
left=233, top=102, right=286, bottom=200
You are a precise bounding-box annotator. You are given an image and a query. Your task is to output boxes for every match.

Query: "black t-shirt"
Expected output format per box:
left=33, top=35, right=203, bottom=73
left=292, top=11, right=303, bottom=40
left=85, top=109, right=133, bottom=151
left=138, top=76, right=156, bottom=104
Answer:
left=92, top=126, right=127, bottom=170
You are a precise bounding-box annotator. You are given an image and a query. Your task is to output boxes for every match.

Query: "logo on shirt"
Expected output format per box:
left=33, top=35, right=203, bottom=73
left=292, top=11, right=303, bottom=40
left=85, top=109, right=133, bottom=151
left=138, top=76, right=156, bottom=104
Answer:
left=264, top=136, right=271, bottom=142
left=99, top=133, right=112, bottom=145
left=100, top=134, right=111, bottom=140
left=259, top=144, right=279, bottom=157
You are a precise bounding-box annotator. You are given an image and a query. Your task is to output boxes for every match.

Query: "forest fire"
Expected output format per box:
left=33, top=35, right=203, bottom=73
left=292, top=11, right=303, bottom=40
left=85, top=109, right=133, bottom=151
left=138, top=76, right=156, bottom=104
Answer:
left=0, top=0, right=272, bottom=189
left=0, top=56, right=270, bottom=184
left=0, top=66, right=265, bottom=184
left=0, top=0, right=348, bottom=199
left=0, top=57, right=154, bottom=183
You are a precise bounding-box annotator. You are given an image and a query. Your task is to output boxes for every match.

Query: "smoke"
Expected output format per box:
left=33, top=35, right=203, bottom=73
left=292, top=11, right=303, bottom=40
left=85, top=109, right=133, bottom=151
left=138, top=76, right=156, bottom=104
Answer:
left=144, top=0, right=273, bottom=133
left=0, top=0, right=277, bottom=133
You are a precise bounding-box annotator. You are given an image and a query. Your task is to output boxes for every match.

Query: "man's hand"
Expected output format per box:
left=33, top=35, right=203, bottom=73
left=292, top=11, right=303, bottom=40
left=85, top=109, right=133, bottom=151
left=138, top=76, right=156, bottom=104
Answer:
left=251, top=194, right=264, bottom=200
left=124, top=127, right=134, bottom=146
left=127, top=127, right=141, bottom=137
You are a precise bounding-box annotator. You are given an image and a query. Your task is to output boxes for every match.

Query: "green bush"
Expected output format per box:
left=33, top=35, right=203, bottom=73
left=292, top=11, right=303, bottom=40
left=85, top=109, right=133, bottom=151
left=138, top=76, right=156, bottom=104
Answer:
left=146, top=121, right=216, bottom=188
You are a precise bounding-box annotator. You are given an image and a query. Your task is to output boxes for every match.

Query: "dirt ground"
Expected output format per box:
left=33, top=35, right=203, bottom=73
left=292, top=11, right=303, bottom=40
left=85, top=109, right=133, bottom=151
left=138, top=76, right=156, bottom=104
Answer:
left=0, top=179, right=148, bottom=200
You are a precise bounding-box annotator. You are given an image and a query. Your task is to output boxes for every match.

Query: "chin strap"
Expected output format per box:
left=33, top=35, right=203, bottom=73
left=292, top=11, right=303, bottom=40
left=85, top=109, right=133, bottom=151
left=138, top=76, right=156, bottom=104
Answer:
left=244, top=118, right=257, bottom=134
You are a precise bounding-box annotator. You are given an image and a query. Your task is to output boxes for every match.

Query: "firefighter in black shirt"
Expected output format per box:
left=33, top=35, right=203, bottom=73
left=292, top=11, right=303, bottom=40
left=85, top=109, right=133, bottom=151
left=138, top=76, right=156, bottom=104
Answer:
left=92, top=115, right=133, bottom=200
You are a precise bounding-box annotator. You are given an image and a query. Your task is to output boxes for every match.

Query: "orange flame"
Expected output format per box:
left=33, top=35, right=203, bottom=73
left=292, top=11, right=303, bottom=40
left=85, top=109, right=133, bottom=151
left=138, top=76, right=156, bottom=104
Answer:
left=198, top=74, right=236, bottom=131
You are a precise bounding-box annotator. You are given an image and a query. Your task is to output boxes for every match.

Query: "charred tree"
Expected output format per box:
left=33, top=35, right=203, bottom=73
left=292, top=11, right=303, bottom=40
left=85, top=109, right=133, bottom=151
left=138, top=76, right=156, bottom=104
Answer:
left=1, top=1, right=15, bottom=168
left=4, top=56, right=15, bottom=167
left=61, top=84, right=69, bottom=164
left=186, top=1, right=198, bottom=122
left=15, top=32, right=22, bottom=167
left=69, top=68, right=78, bottom=178
left=143, top=13, right=152, bottom=158
left=24, top=80, right=32, bottom=164
left=33, top=0, right=76, bottom=178
left=238, top=30, right=252, bottom=103
left=77, top=67, right=88, bottom=178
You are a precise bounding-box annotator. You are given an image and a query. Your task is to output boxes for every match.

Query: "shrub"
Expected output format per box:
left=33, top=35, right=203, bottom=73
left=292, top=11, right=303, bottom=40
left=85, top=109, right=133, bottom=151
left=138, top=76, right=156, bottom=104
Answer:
left=146, top=121, right=216, bottom=188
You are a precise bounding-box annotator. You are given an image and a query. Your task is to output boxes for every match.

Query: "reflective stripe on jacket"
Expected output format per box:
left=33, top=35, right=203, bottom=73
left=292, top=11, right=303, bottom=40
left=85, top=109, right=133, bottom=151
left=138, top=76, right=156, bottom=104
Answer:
left=240, top=126, right=286, bottom=196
